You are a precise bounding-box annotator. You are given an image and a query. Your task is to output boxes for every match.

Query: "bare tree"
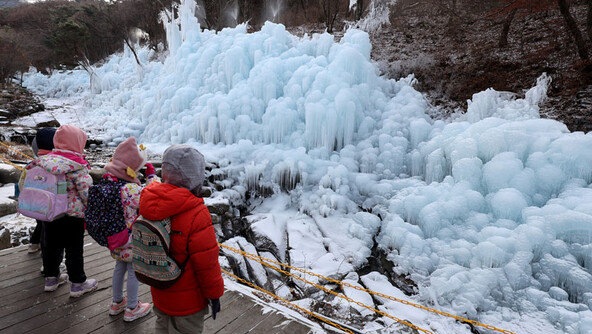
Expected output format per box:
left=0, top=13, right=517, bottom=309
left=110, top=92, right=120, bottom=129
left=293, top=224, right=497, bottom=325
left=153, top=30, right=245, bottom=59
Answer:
left=319, top=0, right=340, bottom=33
left=499, top=7, right=517, bottom=48
left=356, top=0, right=364, bottom=20
left=557, top=0, right=588, bottom=60
left=587, top=0, right=592, bottom=43
left=0, top=32, right=28, bottom=84
left=297, top=0, right=309, bottom=19
left=491, top=0, right=554, bottom=49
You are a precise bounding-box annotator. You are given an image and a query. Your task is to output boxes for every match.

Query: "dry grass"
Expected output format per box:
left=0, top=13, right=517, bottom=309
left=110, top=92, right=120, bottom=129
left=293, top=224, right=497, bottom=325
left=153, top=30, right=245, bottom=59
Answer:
left=0, top=142, right=34, bottom=162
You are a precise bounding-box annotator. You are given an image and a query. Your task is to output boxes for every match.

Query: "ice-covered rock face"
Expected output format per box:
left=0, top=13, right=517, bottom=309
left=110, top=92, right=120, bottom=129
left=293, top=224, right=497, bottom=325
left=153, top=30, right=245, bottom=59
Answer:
left=22, top=1, right=592, bottom=332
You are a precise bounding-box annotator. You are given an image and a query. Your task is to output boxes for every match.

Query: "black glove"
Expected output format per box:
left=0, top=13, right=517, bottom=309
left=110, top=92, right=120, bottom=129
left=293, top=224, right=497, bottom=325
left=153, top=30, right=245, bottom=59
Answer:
left=209, top=299, right=220, bottom=320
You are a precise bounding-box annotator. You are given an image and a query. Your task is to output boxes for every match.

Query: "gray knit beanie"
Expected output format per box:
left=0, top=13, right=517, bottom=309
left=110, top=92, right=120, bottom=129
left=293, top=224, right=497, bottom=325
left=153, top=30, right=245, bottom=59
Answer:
left=161, top=144, right=205, bottom=195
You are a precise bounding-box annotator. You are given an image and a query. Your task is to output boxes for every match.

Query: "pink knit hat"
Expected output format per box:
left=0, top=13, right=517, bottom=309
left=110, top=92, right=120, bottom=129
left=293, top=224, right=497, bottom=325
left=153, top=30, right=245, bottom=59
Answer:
left=104, top=137, right=147, bottom=184
left=53, top=125, right=87, bottom=154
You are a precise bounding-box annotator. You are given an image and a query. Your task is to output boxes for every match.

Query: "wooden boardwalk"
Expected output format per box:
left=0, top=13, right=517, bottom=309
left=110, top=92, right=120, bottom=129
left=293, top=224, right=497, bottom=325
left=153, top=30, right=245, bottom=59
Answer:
left=0, top=236, right=316, bottom=334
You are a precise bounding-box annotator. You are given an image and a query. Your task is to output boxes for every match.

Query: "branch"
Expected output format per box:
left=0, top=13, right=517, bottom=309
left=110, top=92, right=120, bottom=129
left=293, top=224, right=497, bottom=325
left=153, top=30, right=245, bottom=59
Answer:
left=156, top=0, right=172, bottom=22
left=124, top=37, right=142, bottom=67
left=487, top=0, right=520, bottom=18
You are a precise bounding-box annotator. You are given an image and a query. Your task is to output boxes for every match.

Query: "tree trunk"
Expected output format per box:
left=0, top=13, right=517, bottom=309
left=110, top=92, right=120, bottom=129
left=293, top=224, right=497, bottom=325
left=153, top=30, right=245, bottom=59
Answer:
left=557, top=0, right=589, bottom=60
left=329, top=0, right=340, bottom=33
left=499, top=7, right=517, bottom=48
left=124, top=38, right=142, bottom=67
left=587, top=0, right=592, bottom=42
left=356, top=0, right=363, bottom=20
left=320, top=0, right=332, bottom=32
left=447, top=0, right=459, bottom=26
left=300, top=0, right=308, bottom=19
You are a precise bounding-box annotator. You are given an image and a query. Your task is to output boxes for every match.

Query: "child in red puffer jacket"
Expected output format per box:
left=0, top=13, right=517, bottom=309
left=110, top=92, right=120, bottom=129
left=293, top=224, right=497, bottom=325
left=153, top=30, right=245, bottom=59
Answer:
left=139, top=144, right=223, bottom=334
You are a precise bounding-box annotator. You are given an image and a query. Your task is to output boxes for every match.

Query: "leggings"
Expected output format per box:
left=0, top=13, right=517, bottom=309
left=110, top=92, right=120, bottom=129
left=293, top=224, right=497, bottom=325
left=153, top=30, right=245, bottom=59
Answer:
left=112, top=260, right=139, bottom=309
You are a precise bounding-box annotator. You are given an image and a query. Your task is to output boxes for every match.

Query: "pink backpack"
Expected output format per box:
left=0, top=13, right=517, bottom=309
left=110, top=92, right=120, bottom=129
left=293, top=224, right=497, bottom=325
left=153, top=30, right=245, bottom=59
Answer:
left=18, top=166, right=68, bottom=221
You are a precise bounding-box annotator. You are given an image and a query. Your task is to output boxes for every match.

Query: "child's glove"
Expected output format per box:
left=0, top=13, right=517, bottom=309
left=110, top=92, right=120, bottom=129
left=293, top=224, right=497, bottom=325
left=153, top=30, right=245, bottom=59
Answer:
left=209, top=299, right=220, bottom=320
left=144, top=163, right=156, bottom=177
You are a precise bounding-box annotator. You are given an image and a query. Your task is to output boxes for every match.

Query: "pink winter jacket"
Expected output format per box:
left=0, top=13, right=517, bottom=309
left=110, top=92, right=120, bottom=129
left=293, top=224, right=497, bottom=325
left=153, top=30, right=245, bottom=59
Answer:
left=26, top=154, right=93, bottom=218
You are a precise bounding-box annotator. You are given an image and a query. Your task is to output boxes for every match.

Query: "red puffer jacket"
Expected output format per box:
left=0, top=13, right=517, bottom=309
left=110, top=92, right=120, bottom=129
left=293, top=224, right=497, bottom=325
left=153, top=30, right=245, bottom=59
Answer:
left=139, top=182, right=224, bottom=316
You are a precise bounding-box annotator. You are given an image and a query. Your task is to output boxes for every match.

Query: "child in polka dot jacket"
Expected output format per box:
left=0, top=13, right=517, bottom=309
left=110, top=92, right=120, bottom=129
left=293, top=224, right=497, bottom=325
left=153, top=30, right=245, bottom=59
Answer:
left=101, top=137, right=159, bottom=322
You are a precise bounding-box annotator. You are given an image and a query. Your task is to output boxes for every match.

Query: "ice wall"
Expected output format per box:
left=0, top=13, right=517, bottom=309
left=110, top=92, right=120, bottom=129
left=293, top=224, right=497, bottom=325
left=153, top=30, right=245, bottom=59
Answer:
left=26, top=12, right=409, bottom=152
left=22, top=1, right=592, bottom=332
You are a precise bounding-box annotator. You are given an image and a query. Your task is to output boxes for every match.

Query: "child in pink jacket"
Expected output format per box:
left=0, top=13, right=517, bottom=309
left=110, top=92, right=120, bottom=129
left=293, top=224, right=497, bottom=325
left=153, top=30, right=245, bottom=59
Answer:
left=100, top=137, right=158, bottom=321
left=26, top=125, right=97, bottom=296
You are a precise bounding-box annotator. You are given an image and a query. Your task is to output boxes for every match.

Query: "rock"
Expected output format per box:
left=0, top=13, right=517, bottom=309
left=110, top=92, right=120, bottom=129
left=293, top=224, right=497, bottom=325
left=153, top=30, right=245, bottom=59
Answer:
left=0, top=165, right=21, bottom=183
left=36, top=120, right=60, bottom=128
left=342, top=272, right=375, bottom=317
left=0, top=84, right=45, bottom=120
left=222, top=237, right=273, bottom=292
left=0, top=201, right=17, bottom=217
left=89, top=168, right=106, bottom=184
left=210, top=213, right=221, bottom=224
left=205, top=162, right=218, bottom=170
left=200, top=187, right=213, bottom=198
left=0, top=228, right=10, bottom=250
left=86, top=139, right=104, bottom=148
left=208, top=169, right=226, bottom=182
left=206, top=200, right=231, bottom=216
left=213, top=224, right=224, bottom=239
left=12, top=229, right=29, bottom=247
left=248, top=215, right=285, bottom=262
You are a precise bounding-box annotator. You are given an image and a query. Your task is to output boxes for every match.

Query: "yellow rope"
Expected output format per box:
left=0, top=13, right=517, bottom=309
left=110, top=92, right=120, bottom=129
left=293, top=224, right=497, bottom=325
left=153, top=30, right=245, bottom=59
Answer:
left=219, top=243, right=517, bottom=334
left=0, top=155, right=25, bottom=172
left=0, top=142, right=34, bottom=160
left=221, top=269, right=355, bottom=334
left=221, top=244, right=433, bottom=334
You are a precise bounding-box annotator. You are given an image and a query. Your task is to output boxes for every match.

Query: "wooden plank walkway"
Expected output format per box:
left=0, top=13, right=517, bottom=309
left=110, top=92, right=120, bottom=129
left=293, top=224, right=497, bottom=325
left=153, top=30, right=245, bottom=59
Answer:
left=0, top=236, right=316, bottom=334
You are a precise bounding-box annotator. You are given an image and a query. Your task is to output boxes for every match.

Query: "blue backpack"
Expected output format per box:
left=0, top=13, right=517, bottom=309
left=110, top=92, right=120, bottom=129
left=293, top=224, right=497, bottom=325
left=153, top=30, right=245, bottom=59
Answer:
left=85, top=179, right=130, bottom=250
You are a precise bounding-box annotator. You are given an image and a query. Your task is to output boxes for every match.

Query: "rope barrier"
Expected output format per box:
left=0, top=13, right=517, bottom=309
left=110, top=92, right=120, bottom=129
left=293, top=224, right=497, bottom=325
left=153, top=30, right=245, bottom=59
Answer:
left=221, top=243, right=433, bottom=334
left=219, top=243, right=517, bottom=334
left=221, top=269, right=355, bottom=334
left=0, top=142, right=34, bottom=160
left=0, top=155, right=25, bottom=172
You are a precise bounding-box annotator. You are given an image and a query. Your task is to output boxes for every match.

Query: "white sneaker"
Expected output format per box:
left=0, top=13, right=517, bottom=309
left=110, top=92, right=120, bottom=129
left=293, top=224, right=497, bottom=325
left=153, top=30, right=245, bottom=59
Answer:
left=70, top=279, right=98, bottom=298
left=123, top=301, right=152, bottom=322
left=109, top=296, right=128, bottom=316
left=44, top=273, right=69, bottom=292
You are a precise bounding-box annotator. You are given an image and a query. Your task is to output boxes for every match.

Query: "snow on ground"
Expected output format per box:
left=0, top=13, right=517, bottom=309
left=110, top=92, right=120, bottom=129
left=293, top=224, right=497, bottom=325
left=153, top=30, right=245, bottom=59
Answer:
left=0, top=213, right=35, bottom=246
left=22, top=0, right=592, bottom=332
left=0, top=183, right=15, bottom=204
left=223, top=276, right=328, bottom=333
left=12, top=98, right=87, bottom=130
left=0, top=183, right=35, bottom=246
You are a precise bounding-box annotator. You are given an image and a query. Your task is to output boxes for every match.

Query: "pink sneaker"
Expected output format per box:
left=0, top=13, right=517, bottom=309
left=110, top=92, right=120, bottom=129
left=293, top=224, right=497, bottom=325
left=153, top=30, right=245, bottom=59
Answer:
left=109, top=296, right=127, bottom=316
left=123, top=301, right=152, bottom=322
